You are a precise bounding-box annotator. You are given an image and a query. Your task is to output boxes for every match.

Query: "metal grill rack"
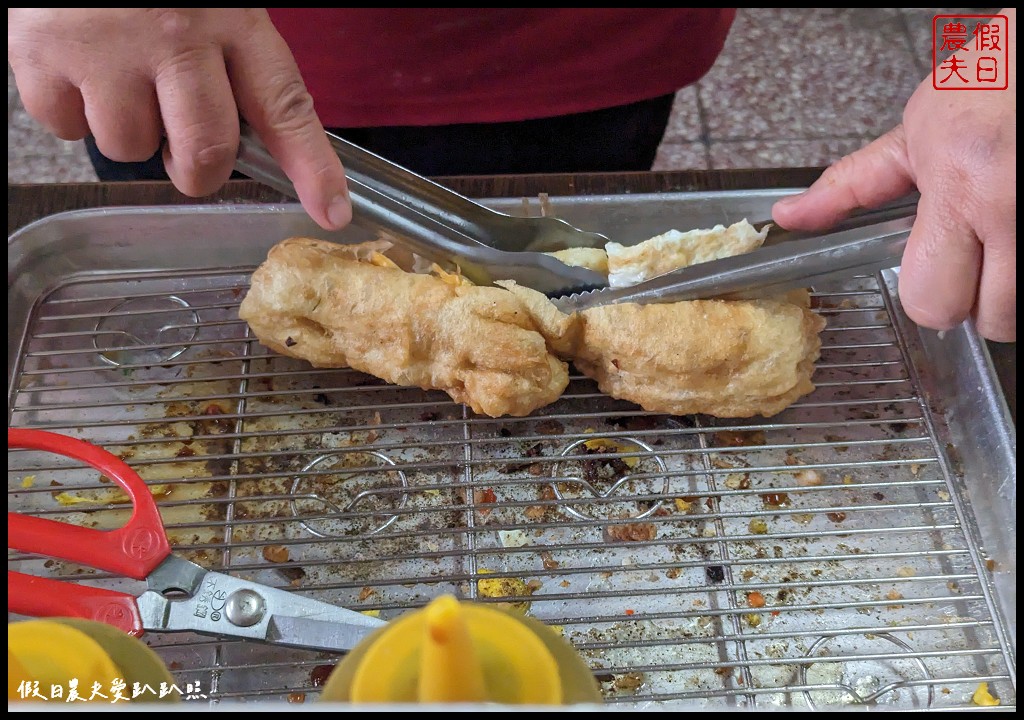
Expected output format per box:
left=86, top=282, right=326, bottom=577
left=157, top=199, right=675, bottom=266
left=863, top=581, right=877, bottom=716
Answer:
left=7, top=265, right=1015, bottom=710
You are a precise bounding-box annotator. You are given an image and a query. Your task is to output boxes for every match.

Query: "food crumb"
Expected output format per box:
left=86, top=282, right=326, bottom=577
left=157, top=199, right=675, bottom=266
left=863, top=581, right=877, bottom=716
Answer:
left=937, top=489, right=950, bottom=501
left=278, top=566, right=306, bottom=586
left=477, top=569, right=534, bottom=614
left=524, top=504, right=546, bottom=519
left=309, top=664, right=334, bottom=688
left=499, top=529, right=530, bottom=548
left=761, top=492, right=789, bottom=508
left=896, top=566, right=916, bottom=578
left=358, top=586, right=375, bottom=601
left=20, top=475, right=35, bottom=488
left=972, top=681, right=1000, bottom=706
left=794, top=469, right=822, bottom=486
left=612, top=672, right=644, bottom=692
left=262, top=545, right=289, bottom=564
left=746, top=591, right=766, bottom=608
left=724, top=473, right=750, bottom=490
left=748, top=518, right=769, bottom=535
left=713, top=430, right=766, bottom=447
left=287, top=692, right=306, bottom=704
left=474, top=487, right=497, bottom=516
left=604, top=522, right=657, bottom=543
left=826, top=512, right=847, bottom=523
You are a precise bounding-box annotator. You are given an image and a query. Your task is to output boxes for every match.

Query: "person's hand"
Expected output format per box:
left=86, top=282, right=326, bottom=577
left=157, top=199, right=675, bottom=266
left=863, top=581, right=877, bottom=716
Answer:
left=7, top=8, right=351, bottom=230
left=772, top=11, right=1016, bottom=343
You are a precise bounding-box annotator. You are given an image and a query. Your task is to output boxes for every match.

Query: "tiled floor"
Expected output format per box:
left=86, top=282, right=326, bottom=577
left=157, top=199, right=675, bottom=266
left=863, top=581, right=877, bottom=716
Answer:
left=7, top=8, right=988, bottom=182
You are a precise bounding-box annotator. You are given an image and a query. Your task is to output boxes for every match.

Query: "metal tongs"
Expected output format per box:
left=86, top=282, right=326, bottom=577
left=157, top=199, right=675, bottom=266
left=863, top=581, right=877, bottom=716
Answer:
left=551, top=197, right=919, bottom=313
left=235, top=122, right=607, bottom=296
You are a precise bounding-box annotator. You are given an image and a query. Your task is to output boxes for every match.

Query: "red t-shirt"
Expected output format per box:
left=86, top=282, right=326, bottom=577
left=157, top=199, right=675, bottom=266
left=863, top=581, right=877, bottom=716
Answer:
left=267, top=8, right=735, bottom=128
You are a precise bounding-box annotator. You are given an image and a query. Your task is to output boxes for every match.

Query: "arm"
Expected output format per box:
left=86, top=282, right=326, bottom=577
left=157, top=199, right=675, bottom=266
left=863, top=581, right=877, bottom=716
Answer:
left=772, top=9, right=1016, bottom=342
left=7, top=8, right=351, bottom=230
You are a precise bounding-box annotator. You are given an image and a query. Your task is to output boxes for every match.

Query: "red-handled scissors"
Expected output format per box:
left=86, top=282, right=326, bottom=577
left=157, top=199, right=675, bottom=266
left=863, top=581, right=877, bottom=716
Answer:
left=8, top=428, right=385, bottom=651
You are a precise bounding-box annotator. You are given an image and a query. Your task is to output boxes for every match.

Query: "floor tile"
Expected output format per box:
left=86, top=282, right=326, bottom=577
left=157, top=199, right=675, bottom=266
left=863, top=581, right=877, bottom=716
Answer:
left=707, top=138, right=870, bottom=170
left=8, top=104, right=89, bottom=162
left=651, top=141, right=709, bottom=171
left=700, top=8, right=922, bottom=142
left=8, top=64, right=19, bottom=118
left=8, top=149, right=99, bottom=184
left=660, top=86, right=703, bottom=143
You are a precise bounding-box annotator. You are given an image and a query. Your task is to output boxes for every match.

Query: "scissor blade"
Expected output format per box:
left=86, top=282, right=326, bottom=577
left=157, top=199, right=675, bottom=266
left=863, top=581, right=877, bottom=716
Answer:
left=266, top=614, right=383, bottom=653
left=138, top=568, right=384, bottom=651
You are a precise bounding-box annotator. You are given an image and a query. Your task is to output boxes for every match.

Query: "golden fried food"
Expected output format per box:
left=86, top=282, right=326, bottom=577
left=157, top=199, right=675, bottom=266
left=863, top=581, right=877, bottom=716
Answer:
left=496, top=279, right=824, bottom=418
left=544, top=218, right=820, bottom=417
left=605, top=219, right=769, bottom=287
left=241, top=214, right=826, bottom=420
left=572, top=296, right=825, bottom=417
left=238, top=238, right=568, bottom=417
left=546, top=247, right=609, bottom=274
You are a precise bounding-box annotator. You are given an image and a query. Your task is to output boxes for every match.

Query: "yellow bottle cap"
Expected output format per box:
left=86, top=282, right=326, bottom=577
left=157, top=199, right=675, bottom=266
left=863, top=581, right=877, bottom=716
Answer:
left=349, top=595, right=563, bottom=704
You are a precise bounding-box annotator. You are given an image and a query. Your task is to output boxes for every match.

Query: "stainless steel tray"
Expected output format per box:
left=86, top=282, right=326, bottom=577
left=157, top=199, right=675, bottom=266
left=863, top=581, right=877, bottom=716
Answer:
left=7, top=191, right=1016, bottom=711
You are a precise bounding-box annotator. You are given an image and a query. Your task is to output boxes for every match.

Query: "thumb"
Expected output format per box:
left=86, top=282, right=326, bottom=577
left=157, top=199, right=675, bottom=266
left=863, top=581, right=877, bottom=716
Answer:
left=772, top=126, right=917, bottom=231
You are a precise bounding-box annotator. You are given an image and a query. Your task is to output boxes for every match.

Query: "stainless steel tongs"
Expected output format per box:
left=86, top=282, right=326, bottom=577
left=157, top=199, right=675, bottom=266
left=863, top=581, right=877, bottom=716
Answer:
left=235, top=123, right=607, bottom=296
left=551, top=197, right=919, bottom=313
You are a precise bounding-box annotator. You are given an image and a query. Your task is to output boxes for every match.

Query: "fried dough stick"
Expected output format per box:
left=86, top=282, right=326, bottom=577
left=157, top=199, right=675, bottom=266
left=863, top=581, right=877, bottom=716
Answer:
left=239, top=238, right=568, bottom=417
left=572, top=295, right=824, bottom=418
left=502, top=284, right=825, bottom=419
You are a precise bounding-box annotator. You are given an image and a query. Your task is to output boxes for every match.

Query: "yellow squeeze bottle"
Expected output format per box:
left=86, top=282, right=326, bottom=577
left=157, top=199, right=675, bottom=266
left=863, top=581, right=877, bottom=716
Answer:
left=320, top=594, right=602, bottom=705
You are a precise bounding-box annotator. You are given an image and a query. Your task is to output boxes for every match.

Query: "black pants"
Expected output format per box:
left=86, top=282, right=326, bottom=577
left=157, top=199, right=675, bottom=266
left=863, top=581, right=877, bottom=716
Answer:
left=85, top=94, right=675, bottom=180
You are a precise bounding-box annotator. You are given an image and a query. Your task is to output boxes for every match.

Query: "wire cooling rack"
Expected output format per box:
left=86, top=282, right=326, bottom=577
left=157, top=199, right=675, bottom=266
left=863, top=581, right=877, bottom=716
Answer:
left=7, top=267, right=1015, bottom=710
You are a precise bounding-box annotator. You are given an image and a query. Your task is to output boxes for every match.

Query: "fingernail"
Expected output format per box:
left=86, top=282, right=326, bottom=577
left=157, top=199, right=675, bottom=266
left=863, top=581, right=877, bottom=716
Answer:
left=327, top=194, right=352, bottom=228
left=775, top=190, right=807, bottom=207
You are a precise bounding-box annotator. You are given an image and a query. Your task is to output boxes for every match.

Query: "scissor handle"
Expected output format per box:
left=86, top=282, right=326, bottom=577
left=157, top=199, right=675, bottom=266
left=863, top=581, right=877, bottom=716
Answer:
left=8, top=428, right=171, bottom=579
left=8, top=571, right=144, bottom=636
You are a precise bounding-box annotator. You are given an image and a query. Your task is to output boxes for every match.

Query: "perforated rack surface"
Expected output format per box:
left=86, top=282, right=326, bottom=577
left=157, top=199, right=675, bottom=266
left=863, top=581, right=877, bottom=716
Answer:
left=7, top=268, right=1015, bottom=710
